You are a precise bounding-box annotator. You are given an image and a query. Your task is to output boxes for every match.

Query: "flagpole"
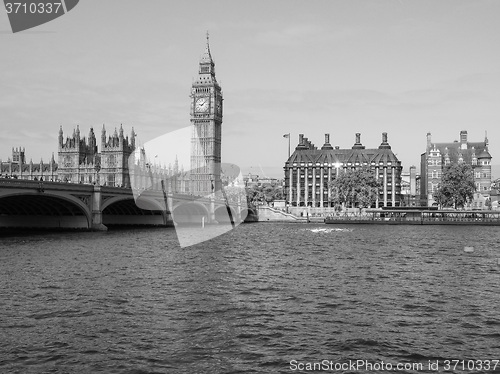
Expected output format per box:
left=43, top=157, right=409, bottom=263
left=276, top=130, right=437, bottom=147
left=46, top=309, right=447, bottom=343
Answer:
left=288, top=133, right=290, bottom=159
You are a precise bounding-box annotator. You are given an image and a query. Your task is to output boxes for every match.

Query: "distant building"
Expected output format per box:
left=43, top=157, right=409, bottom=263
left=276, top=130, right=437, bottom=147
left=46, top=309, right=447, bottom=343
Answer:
left=243, top=173, right=282, bottom=188
left=400, top=166, right=419, bottom=206
left=284, top=132, right=403, bottom=208
left=420, top=131, right=492, bottom=207
left=0, top=147, right=57, bottom=181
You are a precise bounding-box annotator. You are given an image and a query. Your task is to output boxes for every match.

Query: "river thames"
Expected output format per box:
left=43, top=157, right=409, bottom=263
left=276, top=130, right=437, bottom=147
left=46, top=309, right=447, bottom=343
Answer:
left=1, top=223, right=499, bottom=373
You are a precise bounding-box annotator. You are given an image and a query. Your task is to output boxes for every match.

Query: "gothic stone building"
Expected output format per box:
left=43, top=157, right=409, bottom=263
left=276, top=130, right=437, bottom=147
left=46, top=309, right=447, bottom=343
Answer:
left=0, top=147, right=57, bottom=181
left=3, top=35, right=222, bottom=194
left=189, top=34, right=223, bottom=197
left=284, top=132, right=403, bottom=208
left=57, top=124, right=136, bottom=186
left=420, top=130, right=492, bottom=207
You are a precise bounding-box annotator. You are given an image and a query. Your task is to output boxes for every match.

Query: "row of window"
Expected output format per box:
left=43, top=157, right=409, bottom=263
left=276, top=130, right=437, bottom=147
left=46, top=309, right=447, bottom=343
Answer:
left=428, top=159, right=490, bottom=166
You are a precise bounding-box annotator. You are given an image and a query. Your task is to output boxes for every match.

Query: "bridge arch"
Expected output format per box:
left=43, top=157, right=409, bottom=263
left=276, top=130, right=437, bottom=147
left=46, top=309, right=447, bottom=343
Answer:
left=172, top=201, right=210, bottom=225
left=0, top=192, right=91, bottom=229
left=101, top=195, right=165, bottom=212
left=214, top=205, right=239, bottom=223
left=102, top=196, right=166, bottom=226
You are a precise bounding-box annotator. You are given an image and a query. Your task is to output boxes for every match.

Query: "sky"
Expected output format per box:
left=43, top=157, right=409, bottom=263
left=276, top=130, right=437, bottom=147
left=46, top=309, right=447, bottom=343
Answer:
left=1, top=0, right=500, bottom=178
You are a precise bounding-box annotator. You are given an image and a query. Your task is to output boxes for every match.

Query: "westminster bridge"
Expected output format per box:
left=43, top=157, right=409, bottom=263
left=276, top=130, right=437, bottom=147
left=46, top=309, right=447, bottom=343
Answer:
left=0, top=179, right=255, bottom=230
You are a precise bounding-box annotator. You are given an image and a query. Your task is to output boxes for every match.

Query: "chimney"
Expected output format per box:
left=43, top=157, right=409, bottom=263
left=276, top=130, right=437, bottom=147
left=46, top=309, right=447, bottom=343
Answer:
left=352, top=133, right=365, bottom=149
left=379, top=132, right=391, bottom=149
left=299, top=134, right=304, bottom=144
left=321, top=133, right=334, bottom=150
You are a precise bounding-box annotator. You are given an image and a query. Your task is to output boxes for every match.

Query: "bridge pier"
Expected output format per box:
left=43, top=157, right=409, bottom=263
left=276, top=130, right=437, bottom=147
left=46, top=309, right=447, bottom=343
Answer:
left=91, top=186, right=108, bottom=231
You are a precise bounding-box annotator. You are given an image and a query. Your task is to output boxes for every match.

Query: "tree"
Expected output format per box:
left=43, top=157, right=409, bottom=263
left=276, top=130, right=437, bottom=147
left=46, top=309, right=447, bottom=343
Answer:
left=244, top=183, right=284, bottom=205
left=433, top=163, right=475, bottom=209
left=328, top=167, right=381, bottom=210
left=485, top=197, right=492, bottom=210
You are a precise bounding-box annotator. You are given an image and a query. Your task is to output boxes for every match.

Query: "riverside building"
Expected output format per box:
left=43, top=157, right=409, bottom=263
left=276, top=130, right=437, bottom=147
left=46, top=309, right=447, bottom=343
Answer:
left=420, top=131, right=492, bottom=207
left=284, top=133, right=403, bottom=209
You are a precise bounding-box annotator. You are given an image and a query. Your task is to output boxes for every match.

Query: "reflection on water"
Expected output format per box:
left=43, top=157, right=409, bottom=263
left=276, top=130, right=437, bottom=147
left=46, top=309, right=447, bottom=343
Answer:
left=1, top=224, right=500, bottom=373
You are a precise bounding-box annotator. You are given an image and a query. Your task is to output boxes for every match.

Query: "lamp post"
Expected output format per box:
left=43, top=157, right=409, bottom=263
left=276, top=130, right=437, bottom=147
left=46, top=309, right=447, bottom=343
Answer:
left=94, top=163, right=101, bottom=186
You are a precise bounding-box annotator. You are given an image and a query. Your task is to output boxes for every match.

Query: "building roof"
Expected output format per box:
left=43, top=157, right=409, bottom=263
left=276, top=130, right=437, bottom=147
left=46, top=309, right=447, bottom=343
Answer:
left=286, top=147, right=400, bottom=166
left=429, top=140, right=490, bottom=163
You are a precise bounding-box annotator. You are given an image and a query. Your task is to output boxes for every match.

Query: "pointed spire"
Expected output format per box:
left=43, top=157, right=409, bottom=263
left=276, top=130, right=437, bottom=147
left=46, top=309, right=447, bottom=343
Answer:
left=130, top=127, right=136, bottom=148
left=199, top=31, right=215, bottom=75
left=201, top=30, right=212, bottom=63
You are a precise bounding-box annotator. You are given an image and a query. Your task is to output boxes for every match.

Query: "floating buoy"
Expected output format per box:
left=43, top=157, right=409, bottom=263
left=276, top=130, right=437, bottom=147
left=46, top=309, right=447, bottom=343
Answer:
left=464, top=246, right=474, bottom=253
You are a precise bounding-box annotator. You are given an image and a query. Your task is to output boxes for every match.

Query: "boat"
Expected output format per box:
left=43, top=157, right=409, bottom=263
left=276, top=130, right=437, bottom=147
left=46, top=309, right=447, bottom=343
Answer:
left=324, top=208, right=500, bottom=226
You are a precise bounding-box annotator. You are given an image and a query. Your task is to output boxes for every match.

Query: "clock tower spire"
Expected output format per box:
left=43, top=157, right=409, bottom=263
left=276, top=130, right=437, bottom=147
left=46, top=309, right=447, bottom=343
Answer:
left=190, top=33, right=223, bottom=197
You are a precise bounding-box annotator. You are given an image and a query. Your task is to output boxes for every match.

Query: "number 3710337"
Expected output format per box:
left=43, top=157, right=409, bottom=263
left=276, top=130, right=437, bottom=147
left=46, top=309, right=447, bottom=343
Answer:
left=5, top=2, right=63, bottom=14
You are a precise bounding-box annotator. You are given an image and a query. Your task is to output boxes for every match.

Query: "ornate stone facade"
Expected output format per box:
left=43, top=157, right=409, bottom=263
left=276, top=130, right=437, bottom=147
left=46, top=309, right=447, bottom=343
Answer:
left=56, top=124, right=136, bottom=186
left=189, top=33, right=223, bottom=197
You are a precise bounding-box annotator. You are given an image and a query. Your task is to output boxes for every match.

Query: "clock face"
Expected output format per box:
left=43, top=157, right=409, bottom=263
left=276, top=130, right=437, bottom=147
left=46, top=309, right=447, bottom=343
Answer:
left=195, top=97, right=209, bottom=112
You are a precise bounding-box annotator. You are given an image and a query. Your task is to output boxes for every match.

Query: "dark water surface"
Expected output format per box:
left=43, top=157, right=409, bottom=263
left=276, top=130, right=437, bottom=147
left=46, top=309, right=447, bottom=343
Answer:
left=1, top=224, right=500, bottom=373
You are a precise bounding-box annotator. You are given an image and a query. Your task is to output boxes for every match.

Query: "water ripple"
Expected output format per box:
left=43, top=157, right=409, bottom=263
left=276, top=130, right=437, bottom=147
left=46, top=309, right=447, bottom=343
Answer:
left=1, top=224, right=499, bottom=373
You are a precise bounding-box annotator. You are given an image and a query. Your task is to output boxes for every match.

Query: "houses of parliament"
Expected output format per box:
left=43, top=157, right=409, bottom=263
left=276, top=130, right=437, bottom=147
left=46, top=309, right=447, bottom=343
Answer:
left=0, top=35, right=223, bottom=197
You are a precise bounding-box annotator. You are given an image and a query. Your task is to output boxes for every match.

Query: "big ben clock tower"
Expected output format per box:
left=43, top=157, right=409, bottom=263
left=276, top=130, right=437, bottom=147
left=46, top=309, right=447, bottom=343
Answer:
left=190, top=32, right=223, bottom=197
